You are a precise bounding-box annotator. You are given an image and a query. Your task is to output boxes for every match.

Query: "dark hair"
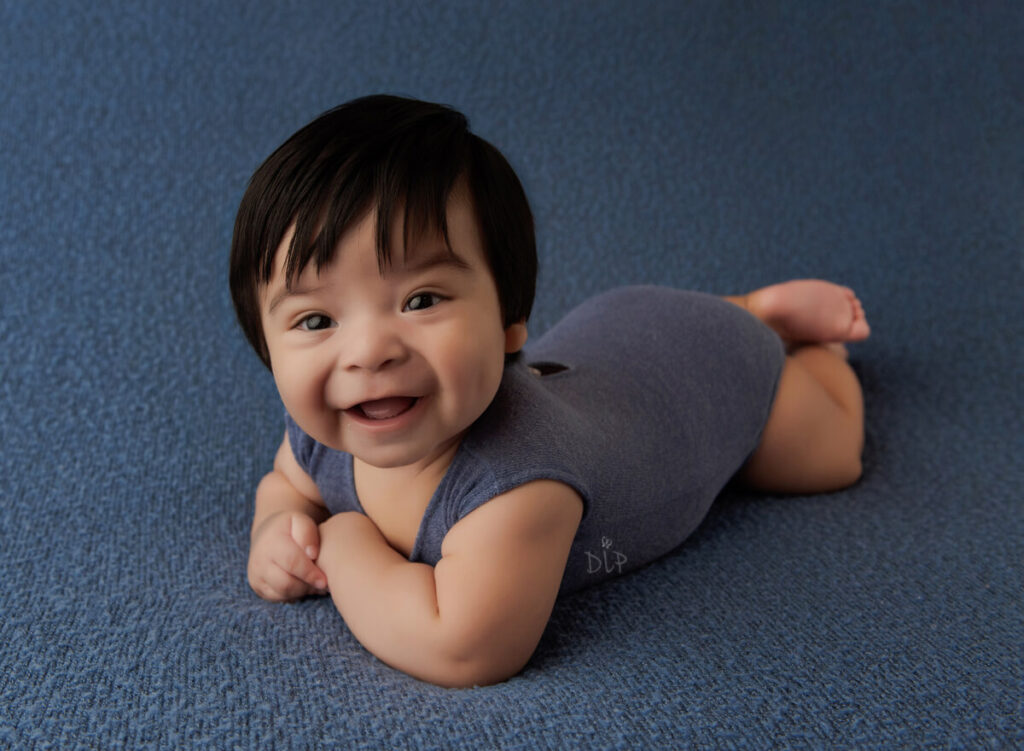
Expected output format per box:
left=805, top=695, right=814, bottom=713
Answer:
left=229, top=94, right=537, bottom=368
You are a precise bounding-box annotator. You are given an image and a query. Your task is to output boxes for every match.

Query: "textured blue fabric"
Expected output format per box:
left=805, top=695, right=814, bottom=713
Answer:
left=1, top=0, right=1021, bottom=748
left=287, top=287, right=785, bottom=595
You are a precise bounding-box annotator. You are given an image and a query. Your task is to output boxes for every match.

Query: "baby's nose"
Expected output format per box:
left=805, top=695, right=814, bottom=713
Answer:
left=342, top=319, right=408, bottom=372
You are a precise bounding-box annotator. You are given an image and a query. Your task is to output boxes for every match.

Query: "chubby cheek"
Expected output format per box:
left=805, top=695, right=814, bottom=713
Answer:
left=270, top=357, right=328, bottom=430
left=271, top=366, right=303, bottom=419
left=440, top=327, right=507, bottom=423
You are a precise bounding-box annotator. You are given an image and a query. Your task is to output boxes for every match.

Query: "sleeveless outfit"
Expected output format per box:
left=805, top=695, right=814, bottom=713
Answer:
left=286, top=286, right=785, bottom=595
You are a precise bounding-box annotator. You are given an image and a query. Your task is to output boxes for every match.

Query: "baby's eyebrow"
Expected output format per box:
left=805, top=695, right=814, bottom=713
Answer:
left=266, top=284, right=323, bottom=315
left=397, top=247, right=471, bottom=275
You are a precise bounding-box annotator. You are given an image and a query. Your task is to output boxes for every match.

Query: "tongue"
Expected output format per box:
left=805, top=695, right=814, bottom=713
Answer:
left=359, top=397, right=415, bottom=420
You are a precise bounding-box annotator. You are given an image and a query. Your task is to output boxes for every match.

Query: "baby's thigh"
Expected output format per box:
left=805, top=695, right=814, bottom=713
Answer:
left=741, top=349, right=863, bottom=494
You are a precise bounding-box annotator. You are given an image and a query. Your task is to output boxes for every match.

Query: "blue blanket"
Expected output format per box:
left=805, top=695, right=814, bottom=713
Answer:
left=2, top=1, right=1020, bottom=747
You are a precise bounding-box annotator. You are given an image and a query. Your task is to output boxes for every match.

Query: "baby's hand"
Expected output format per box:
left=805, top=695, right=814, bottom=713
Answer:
left=248, top=511, right=329, bottom=601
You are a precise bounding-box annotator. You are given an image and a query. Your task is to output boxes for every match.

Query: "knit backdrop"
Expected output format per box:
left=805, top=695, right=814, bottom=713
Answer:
left=1, top=1, right=1020, bottom=748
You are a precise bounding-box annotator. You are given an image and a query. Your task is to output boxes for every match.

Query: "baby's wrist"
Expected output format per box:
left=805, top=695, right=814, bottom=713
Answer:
left=318, top=513, right=380, bottom=565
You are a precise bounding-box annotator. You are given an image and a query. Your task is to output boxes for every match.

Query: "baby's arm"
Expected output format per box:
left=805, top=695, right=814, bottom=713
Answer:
left=316, top=481, right=583, bottom=687
left=248, top=434, right=330, bottom=601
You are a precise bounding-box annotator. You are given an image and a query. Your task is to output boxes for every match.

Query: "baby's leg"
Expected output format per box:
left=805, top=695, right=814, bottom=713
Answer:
left=726, top=279, right=870, bottom=347
left=726, top=279, right=869, bottom=493
left=740, top=346, right=864, bottom=493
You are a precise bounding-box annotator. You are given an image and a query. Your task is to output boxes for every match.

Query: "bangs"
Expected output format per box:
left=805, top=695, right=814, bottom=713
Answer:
left=262, top=105, right=471, bottom=289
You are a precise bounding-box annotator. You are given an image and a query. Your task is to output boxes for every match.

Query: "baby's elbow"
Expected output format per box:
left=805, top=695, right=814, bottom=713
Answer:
left=828, top=453, right=863, bottom=492
left=428, top=652, right=527, bottom=689
left=425, top=625, right=537, bottom=688
left=847, top=455, right=864, bottom=486
left=838, top=445, right=864, bottom=489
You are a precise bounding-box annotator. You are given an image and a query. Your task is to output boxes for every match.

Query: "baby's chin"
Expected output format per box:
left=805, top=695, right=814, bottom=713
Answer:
left=344, top=431, right=470, bottom=472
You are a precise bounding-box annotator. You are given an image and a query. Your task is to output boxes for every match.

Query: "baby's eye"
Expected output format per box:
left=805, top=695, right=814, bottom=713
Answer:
left=297, top=314, right=334, bottom=331
left=403, top=293, right=443, bottom=312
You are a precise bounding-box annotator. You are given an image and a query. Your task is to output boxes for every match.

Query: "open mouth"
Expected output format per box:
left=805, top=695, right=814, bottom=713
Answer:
left=352, top=396, right=419, bottom=421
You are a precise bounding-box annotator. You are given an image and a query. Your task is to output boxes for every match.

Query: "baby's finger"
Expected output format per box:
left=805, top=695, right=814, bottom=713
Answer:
left=280, top=544, right=328, bottom=592
left=290, top=513, right=321, bottom=561
left=258, top=565, right=315, bottom=602
left=252, top=570, right=295, bottom=602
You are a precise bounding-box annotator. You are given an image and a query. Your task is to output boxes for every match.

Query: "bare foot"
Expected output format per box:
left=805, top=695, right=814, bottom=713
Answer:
left=744, top=280, right=870, bottom=345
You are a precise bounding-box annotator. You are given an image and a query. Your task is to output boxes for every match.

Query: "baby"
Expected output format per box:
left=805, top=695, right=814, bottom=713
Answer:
left=229, top=95, right=870, bottom=687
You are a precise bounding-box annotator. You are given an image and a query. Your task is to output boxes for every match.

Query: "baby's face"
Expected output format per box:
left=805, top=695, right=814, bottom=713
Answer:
left=260, top=190, right=525, bottom=470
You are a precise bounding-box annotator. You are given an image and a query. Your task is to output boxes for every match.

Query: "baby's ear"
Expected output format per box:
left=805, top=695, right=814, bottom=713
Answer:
left=504, top=321, right=528, bottom=354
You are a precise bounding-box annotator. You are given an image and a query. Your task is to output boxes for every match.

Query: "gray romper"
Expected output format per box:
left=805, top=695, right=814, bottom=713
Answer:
left=286, top=286, right=785, bottom=594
